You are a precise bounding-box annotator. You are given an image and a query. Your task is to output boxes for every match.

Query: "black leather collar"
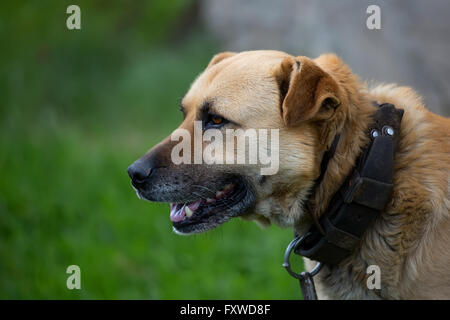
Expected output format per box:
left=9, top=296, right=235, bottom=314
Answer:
left=294, top=103, right=404, bottom=265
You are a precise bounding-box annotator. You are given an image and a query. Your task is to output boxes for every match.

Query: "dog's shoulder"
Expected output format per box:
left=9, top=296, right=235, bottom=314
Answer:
left=366, top=84, right=450, bottom=298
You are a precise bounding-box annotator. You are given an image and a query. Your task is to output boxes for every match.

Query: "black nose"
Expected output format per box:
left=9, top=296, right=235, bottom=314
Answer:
left=127, top=161, right=151, bottom=185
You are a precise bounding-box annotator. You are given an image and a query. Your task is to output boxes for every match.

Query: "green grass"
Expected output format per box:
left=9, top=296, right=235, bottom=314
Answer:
left=0, top=1, right=303, bottom=299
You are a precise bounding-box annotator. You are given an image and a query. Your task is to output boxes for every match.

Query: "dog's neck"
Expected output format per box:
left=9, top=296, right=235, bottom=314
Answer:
left=307, top=57, right=377, bottom=222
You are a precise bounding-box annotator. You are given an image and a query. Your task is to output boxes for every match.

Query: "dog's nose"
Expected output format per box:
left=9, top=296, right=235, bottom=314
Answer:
left=127, top=161, right=152, bottom=185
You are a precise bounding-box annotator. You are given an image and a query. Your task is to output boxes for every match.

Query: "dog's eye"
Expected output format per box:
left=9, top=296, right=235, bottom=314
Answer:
left=211, top=116, right=223, bottom=125
left=204, top=114, right=228, bottom=129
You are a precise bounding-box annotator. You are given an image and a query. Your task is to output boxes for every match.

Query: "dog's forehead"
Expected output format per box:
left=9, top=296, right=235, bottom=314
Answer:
left=182, top=51, right=290, bottom=117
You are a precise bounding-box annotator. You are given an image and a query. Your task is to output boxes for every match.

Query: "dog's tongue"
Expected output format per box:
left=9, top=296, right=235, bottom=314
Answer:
left=169, top=200, right=202, bottom=222
left=170, top=203, right=185, bottom=222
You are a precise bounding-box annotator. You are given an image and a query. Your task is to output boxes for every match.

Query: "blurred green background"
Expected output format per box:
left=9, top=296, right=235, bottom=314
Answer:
left=0, top=1, right=302, bottom=299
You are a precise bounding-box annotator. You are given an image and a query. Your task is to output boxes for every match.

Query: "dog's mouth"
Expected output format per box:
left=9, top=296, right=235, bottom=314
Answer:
left=170, top=177, right=254, bottom=235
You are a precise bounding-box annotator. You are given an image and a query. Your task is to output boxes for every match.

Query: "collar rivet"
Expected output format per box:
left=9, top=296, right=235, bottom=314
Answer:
left=383, top=126, right=395, bottom=136
left=371, top=129, right=380, bottom=138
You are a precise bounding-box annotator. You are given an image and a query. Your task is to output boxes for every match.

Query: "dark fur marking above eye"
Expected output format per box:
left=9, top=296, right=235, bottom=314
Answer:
left=199, top=101, right=212, bottom=117
left=198, top=100, right=236, bottom=129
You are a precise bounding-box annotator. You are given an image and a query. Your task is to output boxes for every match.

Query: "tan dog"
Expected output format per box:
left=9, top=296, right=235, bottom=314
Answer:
left=128, top=50, right=450, bottom=299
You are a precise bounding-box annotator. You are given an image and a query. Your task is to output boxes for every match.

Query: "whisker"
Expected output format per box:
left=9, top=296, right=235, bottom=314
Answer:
left=191, top=184, right=216, bottom=197
left=192, top=191, right=207, bottom=200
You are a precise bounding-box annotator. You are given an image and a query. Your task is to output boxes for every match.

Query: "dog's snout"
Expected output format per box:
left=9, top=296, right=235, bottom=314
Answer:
left=127, top=161, right=152, bottom=185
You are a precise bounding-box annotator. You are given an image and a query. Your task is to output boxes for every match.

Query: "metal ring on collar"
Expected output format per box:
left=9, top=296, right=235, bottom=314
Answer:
left=283, top=233, right=323, bottom=279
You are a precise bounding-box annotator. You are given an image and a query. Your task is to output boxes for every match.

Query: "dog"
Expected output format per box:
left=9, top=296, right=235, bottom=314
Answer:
left=128, top=50, right=450, bottom=299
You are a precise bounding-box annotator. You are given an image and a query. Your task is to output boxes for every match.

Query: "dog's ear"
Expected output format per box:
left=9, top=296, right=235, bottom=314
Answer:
left=207, top=52, right=236, bottom=68
left=277, top=56, right=341, bottom=126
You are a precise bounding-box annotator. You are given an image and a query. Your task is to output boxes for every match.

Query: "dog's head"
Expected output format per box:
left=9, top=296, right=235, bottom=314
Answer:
left=128, top=50, right=347, bottom=234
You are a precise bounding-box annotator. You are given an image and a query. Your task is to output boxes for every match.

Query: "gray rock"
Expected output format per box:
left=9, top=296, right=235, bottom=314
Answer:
left=201, top=0, right=450, bottom=115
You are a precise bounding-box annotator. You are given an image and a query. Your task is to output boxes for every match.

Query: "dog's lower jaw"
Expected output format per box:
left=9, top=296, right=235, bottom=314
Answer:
left=172, top=226, right=192, bottom=236
left=171, top=179, right=256, bottom=235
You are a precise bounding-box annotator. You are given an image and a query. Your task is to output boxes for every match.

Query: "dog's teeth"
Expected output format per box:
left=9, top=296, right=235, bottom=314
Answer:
left=185, top=206, right=193, bottom=217
left=216, top=191, right=224, bottom=198
left=206, top=198, right=215, bottom=203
